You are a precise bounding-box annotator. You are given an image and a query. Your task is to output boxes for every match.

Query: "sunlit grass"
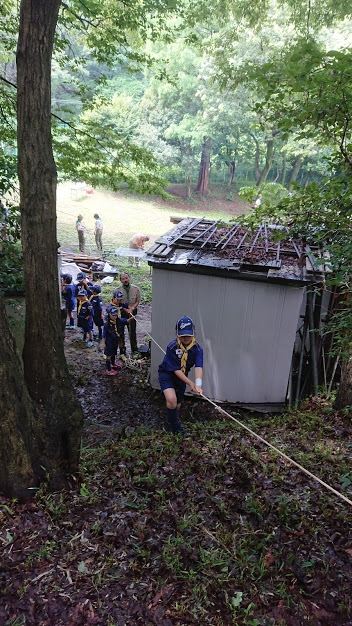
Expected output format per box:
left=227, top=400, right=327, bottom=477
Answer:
left=56, top=181, right=241, bottom=254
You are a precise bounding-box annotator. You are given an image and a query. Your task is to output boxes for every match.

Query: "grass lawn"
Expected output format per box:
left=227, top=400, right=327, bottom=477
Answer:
left=56, top=182, right=244, bottom=255
left=56, top=181, right=250, bottom=302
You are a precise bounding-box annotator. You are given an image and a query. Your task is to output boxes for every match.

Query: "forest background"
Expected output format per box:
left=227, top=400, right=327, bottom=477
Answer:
left=0, top=1, right=352, bottom=623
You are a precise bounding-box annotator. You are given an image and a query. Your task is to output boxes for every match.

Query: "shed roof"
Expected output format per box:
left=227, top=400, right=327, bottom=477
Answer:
left=146, top=217, right=329, bottom=285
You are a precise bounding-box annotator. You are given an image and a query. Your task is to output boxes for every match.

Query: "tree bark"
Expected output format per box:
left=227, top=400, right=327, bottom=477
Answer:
left=186, top=175, right=192, bottom=198
left=13, top=0, right=83, bottom=493
left=226, top=161, right=236, bottom=186
left=333, top=292, right=352, bottom=410
left=0, top=294, right=41, bottom=500
left=196, top=136, right=211, bottom=195
left=257, top=138, right=274, bottom=187
left=249, top=132, right=260, bottom=183
left=334, top=356, right=352, bottom=410
left=288, top=154, right=304, bottom=190
left=281, top=151, right=287, bottom=186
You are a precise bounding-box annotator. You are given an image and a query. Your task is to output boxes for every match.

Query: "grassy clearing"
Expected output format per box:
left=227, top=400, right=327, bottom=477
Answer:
left=56, top=181, right=246, bottom=303
left=56, top=182, right=238, bottom=254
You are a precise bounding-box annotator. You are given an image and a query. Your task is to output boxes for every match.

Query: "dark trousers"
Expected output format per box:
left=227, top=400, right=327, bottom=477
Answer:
left=95, top=232, right=103, bottom=250
left=127, top=315, right=138, bottom=352
left=78, top=231, right=85, bottom=252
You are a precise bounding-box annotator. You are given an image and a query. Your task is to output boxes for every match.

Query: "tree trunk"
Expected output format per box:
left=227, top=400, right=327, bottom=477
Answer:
left=272, top=161, right=279, bottom=183
left=288, top=154, right=304, bottom=190
left=249, top=133, right=260, bottom=183
left=334, top=356, right=352, bottom=410
left=257, top=138, right=274, bottom=187
left=226, top=161, right=236, bottom=186
left=186, top=175, right=192, bottom=198
left=333, top=292, right=352, bottom=409
left=196, top=136, right=211, bottom=195
left=0, top=294, right=41, bottom=500
left=13, top=0, right=84, bottom=494
left=281, top=151, right=287, bottom=186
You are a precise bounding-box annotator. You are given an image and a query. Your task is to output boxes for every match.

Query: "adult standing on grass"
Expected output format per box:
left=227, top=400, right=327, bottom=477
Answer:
left=158, top=316, right=203, bottom=437
left=119, top=272, right=140, bottom=354
left=93, top=213, right=103, bottom=251
left=128, top=233, right=150, bottom=268
left=76, top=214, right=88, bottom=253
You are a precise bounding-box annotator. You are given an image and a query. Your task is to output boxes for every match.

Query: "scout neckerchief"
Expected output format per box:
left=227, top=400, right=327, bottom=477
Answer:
left=108, top=313, right=120, bottom=337
left=122, top=284, right=130, bottom=304
left=110, top=299, right=123, bottom=317
left=176, top=337, right=196, bottom=373
left=77, top=299, right=86, bottom=315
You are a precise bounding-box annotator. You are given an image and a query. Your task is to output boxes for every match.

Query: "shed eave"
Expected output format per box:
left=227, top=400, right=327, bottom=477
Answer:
left=147, top=259, right=324, bottom=287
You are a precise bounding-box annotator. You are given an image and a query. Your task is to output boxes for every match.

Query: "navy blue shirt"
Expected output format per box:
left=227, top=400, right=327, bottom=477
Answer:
left=62, top=283, right=76, bottom=309
left=75, top=280, right=94, bottom=298
left=77, top=300, right=93, bottom=327
left=90, top=294, right=103, bottom=318
left=159, top=339, right=203, bottom=376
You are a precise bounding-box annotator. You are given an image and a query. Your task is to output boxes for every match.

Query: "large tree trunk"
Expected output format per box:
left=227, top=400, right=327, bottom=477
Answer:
left=334, top=356, right=352, bottom=410
left=196, top=136, right=211, bottom=195
left=249, top=132, right=260, bottom=183
left=226, top=161, right=236, bottom=186
left=12, top=0, right=84, bottom=493
left=281, top=151, right=287, bottom=186
left=257, top=138, right=274, bottom=187
left=288, top=154, right=304, bottom=190
left=333, top=293, right=352, bottom=410
left=0, top=295, right=41, bottom=500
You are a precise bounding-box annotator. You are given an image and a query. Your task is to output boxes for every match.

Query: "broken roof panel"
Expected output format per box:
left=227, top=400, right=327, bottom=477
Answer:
left=146, top=217, right=330, bottom=285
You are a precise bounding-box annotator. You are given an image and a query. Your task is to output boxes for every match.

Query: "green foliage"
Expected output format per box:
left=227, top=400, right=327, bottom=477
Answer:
left=0, top=205, right=23, bottom=294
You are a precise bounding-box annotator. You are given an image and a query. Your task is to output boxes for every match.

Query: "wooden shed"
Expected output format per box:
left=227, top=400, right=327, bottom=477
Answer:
left=146, top=217, right=329, bottom=411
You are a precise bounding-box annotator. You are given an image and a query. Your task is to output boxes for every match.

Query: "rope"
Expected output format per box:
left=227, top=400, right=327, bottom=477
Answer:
left=133, top=314, right=352, bottom=508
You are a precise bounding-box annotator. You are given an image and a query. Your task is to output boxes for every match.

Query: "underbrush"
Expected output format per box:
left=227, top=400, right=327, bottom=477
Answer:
left=1, top=406, right=351, bottom=625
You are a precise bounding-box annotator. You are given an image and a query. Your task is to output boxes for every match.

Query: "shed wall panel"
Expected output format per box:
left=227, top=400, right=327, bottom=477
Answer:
left=150, top=268, right=304, bottom=404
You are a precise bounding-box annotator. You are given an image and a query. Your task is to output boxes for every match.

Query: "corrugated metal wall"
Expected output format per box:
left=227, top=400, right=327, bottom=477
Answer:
left=150, top=268, right=305, bottom=405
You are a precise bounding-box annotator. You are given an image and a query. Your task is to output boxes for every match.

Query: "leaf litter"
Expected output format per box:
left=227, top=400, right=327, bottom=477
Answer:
left=1, top=308, right=352, bottom=625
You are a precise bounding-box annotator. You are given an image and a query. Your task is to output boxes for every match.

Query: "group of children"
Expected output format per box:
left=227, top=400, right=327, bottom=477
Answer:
left=61, top=272, right=132, bottom=375
left=62, top=272, right=204, bottom=437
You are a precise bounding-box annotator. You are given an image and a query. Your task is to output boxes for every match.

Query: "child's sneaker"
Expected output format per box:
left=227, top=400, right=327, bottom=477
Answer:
left=119, top=354, right=127, bottom=362
left=111, top=363, right=122, bottom=369
left=86, top=341, right=93, bottom=348
left=106, top=369, right=117, bottom=376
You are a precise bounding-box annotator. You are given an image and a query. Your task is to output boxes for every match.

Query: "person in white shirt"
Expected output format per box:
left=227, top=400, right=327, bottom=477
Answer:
left=93, top=213, right=103, bottom=251
left=76, top=214, right=88, bottom=253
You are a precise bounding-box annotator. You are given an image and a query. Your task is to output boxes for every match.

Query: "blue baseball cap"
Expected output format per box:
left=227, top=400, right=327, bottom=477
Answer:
left=113, top=290, right=124, bottom=299
left=109, top=306, right=119, bottom=316
left=77, top=289, right=87, bottom=296
left=77, top=272, right=86, bottom=281
left=176, top=316, right=194, bottom=336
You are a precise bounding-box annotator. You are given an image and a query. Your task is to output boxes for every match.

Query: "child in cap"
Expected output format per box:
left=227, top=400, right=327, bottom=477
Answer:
left=75, top=272, right=93, bottom=298
left=61, top=273, right=76, bottom=329
left=76, top=289, right=94, bottom=347
left=102, top=302, right=130, bottom=375
left=89, top=284, right=104, bottom=340
left=107, top=289, right=130, bottom=361
left=158, top=316, right=203, bottom=437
